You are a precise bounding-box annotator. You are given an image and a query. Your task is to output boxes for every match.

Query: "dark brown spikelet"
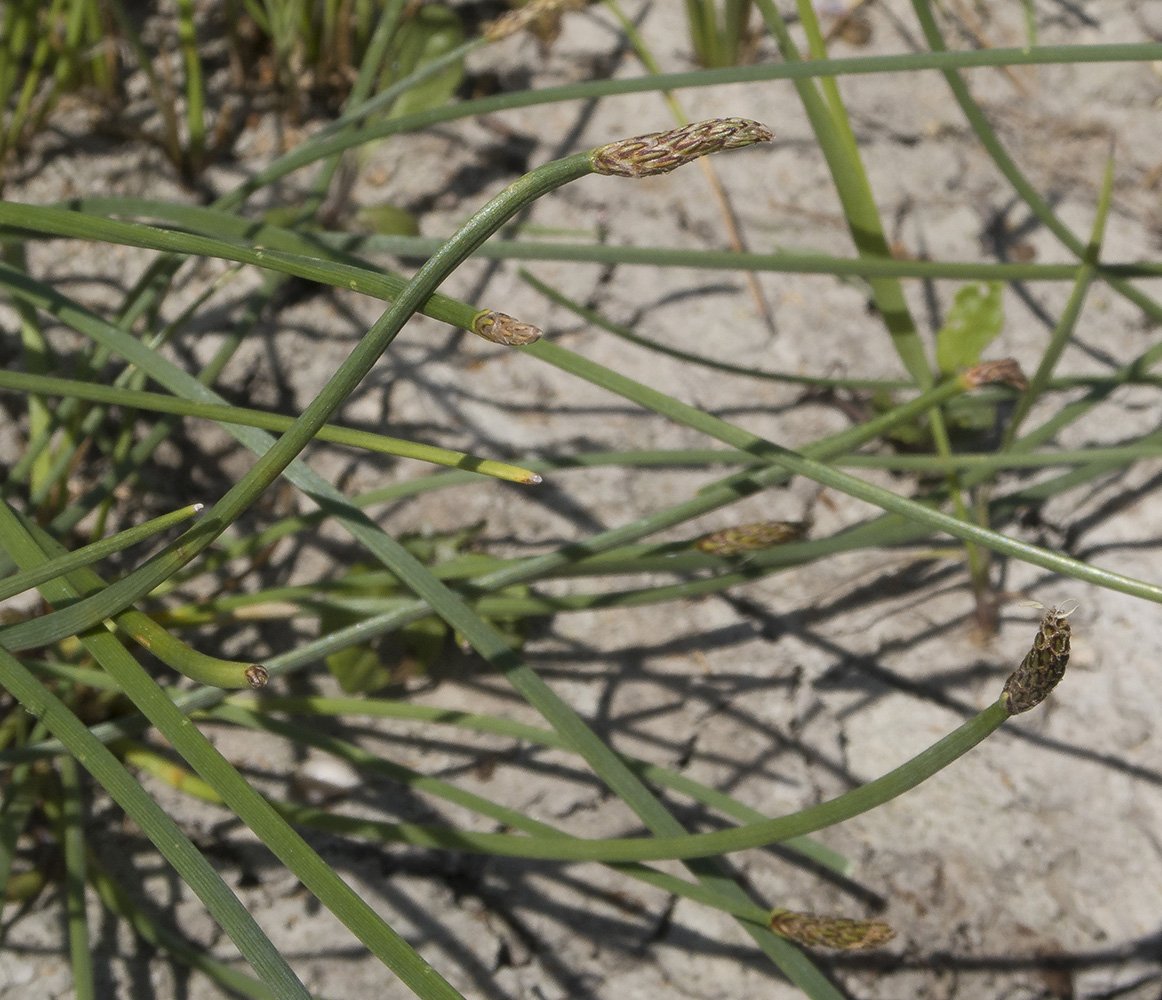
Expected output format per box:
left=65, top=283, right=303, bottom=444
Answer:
left=591, top=118, right=773, bottom=178
left=473, top=311, right=542, bottom=346
left=1002, top=606, right=1072, bottom=715
left=245, top=664, right=269, bottom=688
left=769, top=909, right=896, bottom=951
left=695, top=520, right=808, bottom=556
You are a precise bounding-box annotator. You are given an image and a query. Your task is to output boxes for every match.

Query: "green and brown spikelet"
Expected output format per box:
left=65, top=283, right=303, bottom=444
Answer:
left=1002, top=605, right=1073, bottom=715
left=960, top=357, right=1029, bottom=391
left=694, top=520, right=809, bottom=556
left=591, top=118, right=773, bottom=178
left=768, top=909, right=896, bottom=951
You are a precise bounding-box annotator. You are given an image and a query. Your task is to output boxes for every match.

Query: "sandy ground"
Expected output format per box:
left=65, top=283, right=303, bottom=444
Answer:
left=4, top=1, right=1162, bottom=998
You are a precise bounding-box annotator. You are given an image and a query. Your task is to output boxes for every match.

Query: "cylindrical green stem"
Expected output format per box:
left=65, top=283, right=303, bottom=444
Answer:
left=0, top=120, right=774, bottom=653
left=0, top=504, right=202, bottom=603
left=0, top=369, right=539, bottom=484
left=195, top=699, right=1010, bottom=863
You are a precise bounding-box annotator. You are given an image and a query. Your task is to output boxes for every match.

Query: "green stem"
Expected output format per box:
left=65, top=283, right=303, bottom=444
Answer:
left=0, top=502, right=267, bottom=689
left=88, top=855, right=301, bottom=1000
left=0, top=504, right=203, bottom=603
left=1003, top=153, right=1113, bottom=444
left=205, top=700, right=1010, bottom=862
left=0, top=201, right=482, bottom=332
left=0, top=647, right=313, bottom=998
left=230, top=693, right=852, bottom=874
left=908, top=2, right=1162, bottom=326
left=756, top=0, right=986, bottom=607
left=0, top=369, right=539, bottom=484
left=0, top=150, right=591, bottom=652
left=223, top=42, right=1162, bottom=210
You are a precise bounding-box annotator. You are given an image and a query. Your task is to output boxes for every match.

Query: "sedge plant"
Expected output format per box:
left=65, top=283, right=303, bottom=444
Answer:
left=1, top=3, right=1161, bottom=999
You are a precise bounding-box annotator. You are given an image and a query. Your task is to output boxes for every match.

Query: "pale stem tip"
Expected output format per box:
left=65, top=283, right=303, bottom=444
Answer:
left=191, top=503, right=205, bottom=513
left=591, top=118, right=774, bottom=178
left=473, top=311, right=543, bottom=346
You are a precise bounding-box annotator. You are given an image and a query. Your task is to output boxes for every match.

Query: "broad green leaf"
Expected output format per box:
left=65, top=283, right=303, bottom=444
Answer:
left=352, top=201, right=420, bottom=236
left=936, top=281, right=1005, bottom=376
left=380, top=6, right=464, bottom=120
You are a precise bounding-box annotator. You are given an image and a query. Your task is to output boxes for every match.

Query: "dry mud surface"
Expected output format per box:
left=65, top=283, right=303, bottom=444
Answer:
left=4, top=2, right=1162, bottom=999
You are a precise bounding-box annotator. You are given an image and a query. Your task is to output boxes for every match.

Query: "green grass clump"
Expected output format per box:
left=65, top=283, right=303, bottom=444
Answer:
left=1, top=2, right=1161, bottom=998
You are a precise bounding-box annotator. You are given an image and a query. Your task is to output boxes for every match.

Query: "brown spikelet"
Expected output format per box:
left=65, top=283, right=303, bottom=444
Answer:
left=473, top=311, right=542, bottom=346
left=245, top=664, right=269, bottom=688
left=695, top=520, right=808, bottom=556
left=1002, top=606, right=1072, bottom=715
left=484, top=0, right=587, bottom=42
left=591, top=118, right=773, bottom=178
left=769, top=910, right=896, bottom=951
left=961, top=358, right=1029, bottom=391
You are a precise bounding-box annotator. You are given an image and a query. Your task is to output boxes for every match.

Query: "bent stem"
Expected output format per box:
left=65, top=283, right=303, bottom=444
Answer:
left=0, top=118, right=771, bottom=653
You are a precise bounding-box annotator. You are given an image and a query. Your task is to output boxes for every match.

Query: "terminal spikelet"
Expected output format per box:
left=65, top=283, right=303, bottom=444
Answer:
left=591, top=118, right=773, bottom=178
left=1002, top=606, right=1073, bottom=715
left=769, top=909, right=896, bottom=951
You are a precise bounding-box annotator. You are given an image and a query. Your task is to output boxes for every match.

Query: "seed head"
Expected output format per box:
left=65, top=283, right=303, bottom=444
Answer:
left=695, top=520, right=809, bottom=556
left=591, top=118, right=773, bottom=178
left=769, top=909, right=896, bottom=951
left=473, top=311, right=542, bottom=346
left=1002, top=606, right=1072, bottom=715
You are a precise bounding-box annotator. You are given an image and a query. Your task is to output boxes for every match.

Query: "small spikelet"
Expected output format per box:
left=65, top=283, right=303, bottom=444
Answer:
left=473, top=311, right=542, bottom=346
left=694, top=520, right=808, bottom=556
left=961, top=358, right=1029, bottom=391
left=245, top=664, right=269, bottom=688
left=768, top=909, right=896, bottom=951
left=1002, top=606, right=1072, bottom=715
left=591, top=118, right=773, bottom=178
left=484, top=0, right=587, bottom=42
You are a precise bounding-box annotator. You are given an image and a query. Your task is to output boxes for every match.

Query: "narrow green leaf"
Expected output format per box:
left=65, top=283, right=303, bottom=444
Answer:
left=0, top=648, right=312, bottom=998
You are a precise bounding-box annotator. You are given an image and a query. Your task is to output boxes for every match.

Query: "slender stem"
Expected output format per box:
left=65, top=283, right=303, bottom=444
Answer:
left=198, top=700, right=1010, bottom=863
left=1003, top=153, right=1113, bottom=444
left=0, top=152, right=592, bottom=652
left=0, top=647, right=313, bottom=998
left=0, top=369, right=539, bottom=484
left=0, top=503, right=203, bottom=603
